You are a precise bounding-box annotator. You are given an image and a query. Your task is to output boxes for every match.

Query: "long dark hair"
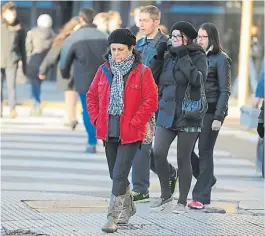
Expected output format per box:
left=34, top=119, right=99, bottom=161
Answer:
left=200, top=22, right=222, bottom=53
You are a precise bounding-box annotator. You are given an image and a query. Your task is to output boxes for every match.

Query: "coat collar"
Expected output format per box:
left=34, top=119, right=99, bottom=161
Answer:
left=138, top=29, right=167, bottom=47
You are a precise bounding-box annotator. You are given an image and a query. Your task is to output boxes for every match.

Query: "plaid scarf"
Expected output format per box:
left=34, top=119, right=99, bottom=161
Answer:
left=108, top=54, right=135, bottom=115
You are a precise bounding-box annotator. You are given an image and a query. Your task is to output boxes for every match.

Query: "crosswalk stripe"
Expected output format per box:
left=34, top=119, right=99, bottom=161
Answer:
left=1, top=182, right=111, bottom=192
left=1, top=116, right=263, bottom=199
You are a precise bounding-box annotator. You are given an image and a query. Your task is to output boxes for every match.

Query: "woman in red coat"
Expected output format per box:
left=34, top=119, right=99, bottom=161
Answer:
left=86, top=29, right=158, bottom=233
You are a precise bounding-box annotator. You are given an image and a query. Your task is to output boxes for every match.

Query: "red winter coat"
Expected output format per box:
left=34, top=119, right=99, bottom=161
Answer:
left=86, top=62, right=158, bottom=144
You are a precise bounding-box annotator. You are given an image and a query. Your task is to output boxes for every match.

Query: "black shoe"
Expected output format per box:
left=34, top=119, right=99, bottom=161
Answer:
left=132, top=191, right=150, bottom=202
left=169, top=169, right=178, bottom=194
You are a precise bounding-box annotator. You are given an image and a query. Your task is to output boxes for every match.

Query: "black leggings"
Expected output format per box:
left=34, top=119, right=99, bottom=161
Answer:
left=153, top=126, right=198, bottom=205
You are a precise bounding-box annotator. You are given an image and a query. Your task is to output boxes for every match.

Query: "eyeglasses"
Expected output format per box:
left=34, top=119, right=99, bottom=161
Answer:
left=197, top=36, right=208, bottom=40
left=169, top=34, right=183, bottom=40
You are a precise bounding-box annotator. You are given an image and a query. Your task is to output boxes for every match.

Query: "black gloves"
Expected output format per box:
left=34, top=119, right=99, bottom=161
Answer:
left=156, top=42, right=168, bottom=60
left=257, top=123, right=264, bottom=138
left=169, top=45, right=188, bottom=59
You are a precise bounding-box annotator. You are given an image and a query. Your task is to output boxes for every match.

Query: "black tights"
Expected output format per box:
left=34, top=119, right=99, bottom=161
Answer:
left=153, top=126, right=198, bottom=205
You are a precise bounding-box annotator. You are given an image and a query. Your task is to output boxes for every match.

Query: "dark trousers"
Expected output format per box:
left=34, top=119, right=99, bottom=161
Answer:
left=105, top=141, right=141, bottom=196
left=30, top=77, right=42, bottom=106
left=191, top=113, right=220, bottom=204
left=1, top=67, right=18, bottom=112
left=132, top=143, right=176, bottom=194
left=154, top=126, right=198, bottom=205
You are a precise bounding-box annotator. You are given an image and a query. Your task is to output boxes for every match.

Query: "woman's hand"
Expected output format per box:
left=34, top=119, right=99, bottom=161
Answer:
left=39, top=74, right=46, bottom=80
left=212, top=120, right=222, bottom=131
left=156, top=42, right=168, bottom=59
left=169, top=45, right=188, bottom=58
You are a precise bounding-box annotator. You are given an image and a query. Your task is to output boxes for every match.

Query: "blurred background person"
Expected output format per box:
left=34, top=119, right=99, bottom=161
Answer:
left=39, top=17, right=81, bottom=129
left=158, top=24, right=168, bottom=35
left=26, top=14, right=55, bottom=116
left=252, top=57, right=264, bottom=108
left=107, top=11, right=122, bottom=34
left=128, top=7, right=141, bottom=35
left=93, top=12, right=109, bottom=34
left=250, top=23, right=262, bottom=72
left=189, top=22, right=232, bottom=210
left=1, top=2, right=26, bottom=118
left=60, top=8, right=108, bottom=153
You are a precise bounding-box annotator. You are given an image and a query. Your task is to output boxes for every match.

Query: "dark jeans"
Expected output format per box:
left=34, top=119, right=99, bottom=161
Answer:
left=191, top=113, right=220, bottom=204
left=154, top=126, right=198, bottom=205
left=132, top=143, right=176, bottom=194
left=105, top=141, right=141, bottom=196
left=1, top=66, right=18, bottom=111
left=29, top=77, right=42, bottom=106
left=80, top=94, right=97, bottom=146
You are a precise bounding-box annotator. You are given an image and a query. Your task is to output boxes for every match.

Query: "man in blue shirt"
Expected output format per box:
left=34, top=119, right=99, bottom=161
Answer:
left=131, top=5, right=178, bottom=202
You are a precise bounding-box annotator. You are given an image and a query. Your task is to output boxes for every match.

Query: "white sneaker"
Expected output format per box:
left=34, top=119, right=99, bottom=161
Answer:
left=172, top=203, right=187, bottom=214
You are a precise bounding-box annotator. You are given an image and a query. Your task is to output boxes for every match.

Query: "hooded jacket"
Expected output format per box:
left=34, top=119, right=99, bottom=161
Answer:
left=26, top=25, right=55, bottom=77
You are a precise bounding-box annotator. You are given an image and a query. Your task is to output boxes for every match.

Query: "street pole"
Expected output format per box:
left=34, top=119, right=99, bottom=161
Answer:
left=237, top=0, right=253, bottom=108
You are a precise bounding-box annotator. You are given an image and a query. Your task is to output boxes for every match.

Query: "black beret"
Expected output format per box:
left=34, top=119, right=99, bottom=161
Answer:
left=170, top=21, right=198, bottom=40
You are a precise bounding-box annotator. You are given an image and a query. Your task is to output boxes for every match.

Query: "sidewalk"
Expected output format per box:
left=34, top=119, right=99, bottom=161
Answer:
left=1, top=191, right=264, bottom=236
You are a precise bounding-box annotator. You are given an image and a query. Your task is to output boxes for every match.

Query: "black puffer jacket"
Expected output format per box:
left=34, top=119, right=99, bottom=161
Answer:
left=150, top=44, right=208, bottom=130
left=0, top=19, right=26, bottom=73
left=206, top=50, right=232, bottom=121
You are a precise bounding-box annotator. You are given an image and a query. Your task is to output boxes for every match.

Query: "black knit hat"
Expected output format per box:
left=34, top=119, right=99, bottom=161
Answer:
left=108, top=29, right=136, bottom=47
left=170, top=21, right=197, bottom=40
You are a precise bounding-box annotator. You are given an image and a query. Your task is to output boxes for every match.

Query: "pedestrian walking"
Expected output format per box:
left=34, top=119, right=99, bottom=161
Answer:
left=132, top=5, right=178, bottom=203
left=107, top=11, right=122, bottom=33
left=26, top=14, right=55, bottom=116
left=39, top=17, right=81, bottom=129
left=149, top=21, right=208, bottom=212
left=87, top=28, right=158, bottom=233
left=189, top=22, right=232, bottom=209
left=93, top=12, right=109, bottom=34
left=60, top=8, right=108, bottom=153
left=1, top=2, right=26, bottom=118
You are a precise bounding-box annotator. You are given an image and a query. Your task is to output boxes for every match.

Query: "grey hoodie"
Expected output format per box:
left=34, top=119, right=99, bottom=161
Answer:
left=26, top=26, right=55, bottom=77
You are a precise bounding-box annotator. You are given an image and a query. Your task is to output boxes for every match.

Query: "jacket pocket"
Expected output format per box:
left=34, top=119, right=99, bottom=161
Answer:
left=157, top=99, right=176, bottom=128
left=129, top=83, right=141, bottom=90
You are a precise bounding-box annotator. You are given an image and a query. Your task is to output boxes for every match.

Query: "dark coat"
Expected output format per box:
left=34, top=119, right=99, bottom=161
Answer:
left=206, top=50, right=232, bottom=121
left=0, top=19, right=26, bottom=73
left=59, top=24, right=108, bottom=94
left=39, top=44, right=74, bottom=92
left=150, top=44, right=208, bottom=130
